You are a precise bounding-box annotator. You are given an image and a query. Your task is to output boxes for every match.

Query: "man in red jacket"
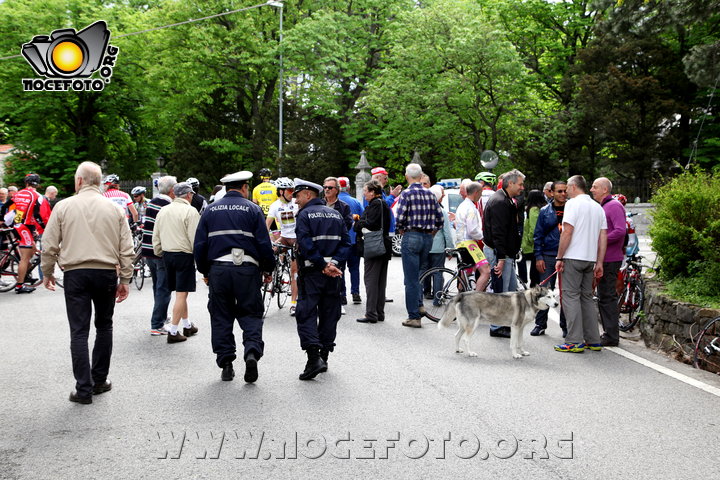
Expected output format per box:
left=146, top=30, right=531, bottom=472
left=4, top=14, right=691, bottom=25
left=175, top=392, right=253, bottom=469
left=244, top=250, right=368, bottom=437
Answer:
left=12, top=173, right=49, bottom=293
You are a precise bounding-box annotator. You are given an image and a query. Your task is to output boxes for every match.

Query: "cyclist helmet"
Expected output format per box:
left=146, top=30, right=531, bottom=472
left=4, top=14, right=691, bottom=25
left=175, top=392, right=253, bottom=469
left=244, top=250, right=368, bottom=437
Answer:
left=475, top=171, right=496, bottom=185
left=24, top=173, right=41, bottom=186
left=186, top=177, right=200, bottom=189
left=274, top=177, right=294, bottom=190
left=259, top=168, right=272, bottom=178
left=104, top=174, right=120, bottom=185
left=613, top=193, right=627, bottom=206
left=131, top=186, right=147, bottom=196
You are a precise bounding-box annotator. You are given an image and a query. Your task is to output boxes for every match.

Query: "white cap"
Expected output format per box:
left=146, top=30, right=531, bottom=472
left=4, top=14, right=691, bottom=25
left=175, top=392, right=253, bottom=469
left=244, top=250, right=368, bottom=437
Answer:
left=220, top=171, right=253, bottom=183
left=293, top=178, right=322, bottom=195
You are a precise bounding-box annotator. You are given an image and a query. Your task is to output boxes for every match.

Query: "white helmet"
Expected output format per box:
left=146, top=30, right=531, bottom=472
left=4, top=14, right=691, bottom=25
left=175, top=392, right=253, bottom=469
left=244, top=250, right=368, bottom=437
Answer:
left=274, top=177, right=294, bottom=189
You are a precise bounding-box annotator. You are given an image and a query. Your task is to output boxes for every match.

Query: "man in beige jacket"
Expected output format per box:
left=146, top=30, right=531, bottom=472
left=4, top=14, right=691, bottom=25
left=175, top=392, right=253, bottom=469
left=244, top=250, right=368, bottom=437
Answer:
left=42, top=161, right=134, bottom=405
left=153, top=182, right=201, bottom=343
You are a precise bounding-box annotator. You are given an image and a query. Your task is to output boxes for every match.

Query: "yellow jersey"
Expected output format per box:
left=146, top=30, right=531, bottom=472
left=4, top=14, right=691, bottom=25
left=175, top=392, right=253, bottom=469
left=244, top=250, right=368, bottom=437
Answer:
left=252, top=181, right=278, bottom=216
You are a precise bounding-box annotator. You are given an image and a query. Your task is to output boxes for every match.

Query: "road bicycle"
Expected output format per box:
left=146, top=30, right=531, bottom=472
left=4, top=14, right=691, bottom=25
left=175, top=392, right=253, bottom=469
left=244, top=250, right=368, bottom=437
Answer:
left=693, top=316, right=720, bottom=374
left=1, top=227, right=63, bottom=292
left=617, top=254, right=645, bottom=332
left=130, top=224, right=148, bottom=290
left=262, top=243, right=293, bottom=318
left=419, top=248, right=477, bottom=322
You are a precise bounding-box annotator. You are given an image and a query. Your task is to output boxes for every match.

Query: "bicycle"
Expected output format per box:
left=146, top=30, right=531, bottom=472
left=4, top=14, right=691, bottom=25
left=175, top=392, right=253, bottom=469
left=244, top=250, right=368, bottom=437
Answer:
left=693, top=316, right=720, bottom=374
left=419, top=248, right=477, bottom=322
left=1, top=227, right=58, bottom=292
left=262, top=243, right=293, bottom=318
left=617, top=254, right=645, bottom=332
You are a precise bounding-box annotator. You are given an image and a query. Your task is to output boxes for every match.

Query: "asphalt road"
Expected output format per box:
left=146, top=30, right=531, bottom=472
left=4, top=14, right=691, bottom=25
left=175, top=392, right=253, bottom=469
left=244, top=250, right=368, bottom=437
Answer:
left=1, top=243, right=719, bottom=479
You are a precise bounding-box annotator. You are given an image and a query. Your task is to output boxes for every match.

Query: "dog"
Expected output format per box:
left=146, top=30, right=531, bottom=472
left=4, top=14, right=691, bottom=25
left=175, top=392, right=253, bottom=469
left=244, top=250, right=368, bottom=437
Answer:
left=438, top=286, right=559, bottom=359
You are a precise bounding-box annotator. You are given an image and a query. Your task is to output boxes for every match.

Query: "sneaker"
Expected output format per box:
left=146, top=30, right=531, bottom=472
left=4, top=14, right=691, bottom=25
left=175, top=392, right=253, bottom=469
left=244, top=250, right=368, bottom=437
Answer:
left=586, top=343, right=603, bottom=351
left=352, top=294, right=362, bottom=304
left=150, top=326, right=169, bottom=336
left=183, top=323, right=198, bottom=337
left=15, top=285, right=36, bottom=294
left=554, top=342, right=585, bottom=353
left=167, top=332, right=187, bottom=344
left=290, top=305, right=296, bottom=317
left=402, top=318, right=422, bottom=328
left=530, top=326, right=546, bottom=336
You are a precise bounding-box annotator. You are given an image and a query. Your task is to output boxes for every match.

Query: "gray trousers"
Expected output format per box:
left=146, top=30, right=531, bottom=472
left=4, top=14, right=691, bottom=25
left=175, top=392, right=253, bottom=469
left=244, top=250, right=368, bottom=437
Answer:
left=598, top=261, right=622, bottom=343
left=561, top=259, right=601, bottom=345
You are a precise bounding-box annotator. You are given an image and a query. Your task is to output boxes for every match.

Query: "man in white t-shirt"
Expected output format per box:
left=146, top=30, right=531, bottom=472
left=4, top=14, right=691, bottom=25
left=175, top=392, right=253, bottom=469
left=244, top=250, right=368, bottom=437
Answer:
left=554, top=175, right=607, bottom=353
left=266, top=177, right=300, bottom=314
left=454, top=182, right=490, bottom=291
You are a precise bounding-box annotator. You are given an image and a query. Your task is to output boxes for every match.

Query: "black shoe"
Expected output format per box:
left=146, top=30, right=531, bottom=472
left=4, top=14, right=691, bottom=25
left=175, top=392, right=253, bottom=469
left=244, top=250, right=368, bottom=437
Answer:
left=489, top=327, right=511, bottom=338
left=530, top=326, right=546, bottom=336
left=356, top=317, right=377, bottom=324
left=69, top=391, right=92, bottom=404
left=15, top=285, right=36, bottom=294
left=352, top=294, right=362, bottom=304
left=600, top=337, right=619, bottom=347
left=320, top=348, right=330, bottom=369
left=299, top=348, right=327, bottom=380
left=341, top=296, right=348, bottom=305
left=244, top=353, right=258, bottom=383
left=424, top=292, right=434, bottom=300
left=385, top=298, right=393, bottom=303
left=221, top=363, right=235, bottom=381
left=92, top=381, right=112, bottom=395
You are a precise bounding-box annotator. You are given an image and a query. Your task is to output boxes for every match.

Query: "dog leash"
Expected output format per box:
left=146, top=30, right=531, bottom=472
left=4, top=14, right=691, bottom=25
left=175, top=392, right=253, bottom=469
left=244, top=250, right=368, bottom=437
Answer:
left=539, top=269, right=559, bottom=286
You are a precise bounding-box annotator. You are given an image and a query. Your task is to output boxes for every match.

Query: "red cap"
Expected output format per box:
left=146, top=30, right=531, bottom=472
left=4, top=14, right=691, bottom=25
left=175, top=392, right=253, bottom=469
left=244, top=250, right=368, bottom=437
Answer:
left=371, top=167, right=388, bottom=176
left=338, top=177, right=350, bottom=188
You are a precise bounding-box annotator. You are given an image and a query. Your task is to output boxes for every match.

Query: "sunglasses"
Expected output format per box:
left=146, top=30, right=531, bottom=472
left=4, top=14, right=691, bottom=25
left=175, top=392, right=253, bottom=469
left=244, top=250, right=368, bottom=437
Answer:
left=323, top=186, right=336, bottom=190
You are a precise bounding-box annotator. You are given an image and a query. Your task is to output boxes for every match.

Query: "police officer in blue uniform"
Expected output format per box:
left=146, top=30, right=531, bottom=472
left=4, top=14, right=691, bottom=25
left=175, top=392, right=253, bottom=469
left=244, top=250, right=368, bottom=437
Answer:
left=293, top=178, right=350, bottom=380
left=194, top=171, right=275, bottom=383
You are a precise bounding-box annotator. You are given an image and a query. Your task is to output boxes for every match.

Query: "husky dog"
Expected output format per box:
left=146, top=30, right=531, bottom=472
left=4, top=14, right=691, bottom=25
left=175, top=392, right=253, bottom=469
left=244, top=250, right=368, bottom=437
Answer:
left=438, top=286, right=559, bottom=359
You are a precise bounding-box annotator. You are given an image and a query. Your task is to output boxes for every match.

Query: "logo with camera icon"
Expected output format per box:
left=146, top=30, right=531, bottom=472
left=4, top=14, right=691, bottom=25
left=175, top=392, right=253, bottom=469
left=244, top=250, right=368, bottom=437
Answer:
left=21, top=21, right=119, bottom=92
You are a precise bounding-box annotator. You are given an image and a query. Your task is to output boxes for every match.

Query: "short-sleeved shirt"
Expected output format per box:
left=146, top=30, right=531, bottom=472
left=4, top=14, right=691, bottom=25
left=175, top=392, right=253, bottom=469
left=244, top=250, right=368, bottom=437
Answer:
left=103, top=188, right=133, bottom=218
left=252, top=181, right=278, bottom=216
left=268, top=198, right=298, bottom=239
left=563, top=194, right=607, bottom=262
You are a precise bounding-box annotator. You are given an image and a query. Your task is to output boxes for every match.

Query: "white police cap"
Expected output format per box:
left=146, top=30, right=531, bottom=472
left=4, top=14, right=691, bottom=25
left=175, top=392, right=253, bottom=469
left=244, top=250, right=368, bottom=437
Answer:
left=220, top=171, right=253, bottom=184
left=293, top=178, right=322, bottom=195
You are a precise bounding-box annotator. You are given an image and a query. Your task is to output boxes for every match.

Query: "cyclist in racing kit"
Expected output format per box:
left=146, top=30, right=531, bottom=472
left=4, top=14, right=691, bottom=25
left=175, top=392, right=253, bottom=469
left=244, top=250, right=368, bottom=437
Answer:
left=131, top=186, right=148, bottom=225
left=12, top=173, right=50, bottom=293
left=252, top=168, right=278, bottom=217
left=102, top=174, right=139, bottom=224
left=266, top=177, right=299, bottom=315
left=186, top=177, right=208, bottom=214
left=474, top=171, right=496, bottom=214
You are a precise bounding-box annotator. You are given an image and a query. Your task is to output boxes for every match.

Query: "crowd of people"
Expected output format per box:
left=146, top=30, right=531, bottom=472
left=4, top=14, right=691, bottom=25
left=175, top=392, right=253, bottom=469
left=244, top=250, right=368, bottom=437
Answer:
left=1, top=160, right=638, bottom=403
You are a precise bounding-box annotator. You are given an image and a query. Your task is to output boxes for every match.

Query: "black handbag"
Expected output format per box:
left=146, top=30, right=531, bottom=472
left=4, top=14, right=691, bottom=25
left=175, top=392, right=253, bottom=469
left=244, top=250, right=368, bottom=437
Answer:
left=363, top=201, right=386, bottom=259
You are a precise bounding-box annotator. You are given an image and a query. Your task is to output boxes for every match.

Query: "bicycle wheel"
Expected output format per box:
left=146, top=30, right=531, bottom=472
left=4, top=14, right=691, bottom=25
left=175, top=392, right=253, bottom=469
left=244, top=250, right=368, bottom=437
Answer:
left=0, top=253, right=19, bottom=292
left=134, top=257, right=146, bottom=290
left=276, top=261, right=291, bottom=309
left=694, top=316, right=720, bottom=373
left=618, top=278, right=644, bottom=332
left=262, top=277, right=274, bottom=318
left=419, top=267, right=469, bottom=322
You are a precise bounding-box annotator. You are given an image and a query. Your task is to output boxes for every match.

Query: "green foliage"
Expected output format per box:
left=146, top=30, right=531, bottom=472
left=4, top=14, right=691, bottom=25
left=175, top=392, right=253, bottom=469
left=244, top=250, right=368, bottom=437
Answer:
left=649, top=171, right=720, bottom=299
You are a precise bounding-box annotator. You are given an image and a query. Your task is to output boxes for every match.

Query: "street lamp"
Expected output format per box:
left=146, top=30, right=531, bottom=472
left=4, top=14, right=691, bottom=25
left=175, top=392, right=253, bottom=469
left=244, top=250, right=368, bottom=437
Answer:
left=267, top=1, right=284, bottom=166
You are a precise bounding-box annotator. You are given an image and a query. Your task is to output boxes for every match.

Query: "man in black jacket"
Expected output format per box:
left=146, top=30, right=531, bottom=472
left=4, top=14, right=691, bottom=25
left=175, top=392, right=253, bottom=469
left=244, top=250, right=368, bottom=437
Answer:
left=482, top=169, right=525, bottom=337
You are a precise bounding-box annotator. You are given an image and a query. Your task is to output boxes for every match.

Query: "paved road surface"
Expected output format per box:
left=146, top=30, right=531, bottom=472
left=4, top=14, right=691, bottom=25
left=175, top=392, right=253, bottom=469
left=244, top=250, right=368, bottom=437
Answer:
left=1, top=240, right=718, bottom=479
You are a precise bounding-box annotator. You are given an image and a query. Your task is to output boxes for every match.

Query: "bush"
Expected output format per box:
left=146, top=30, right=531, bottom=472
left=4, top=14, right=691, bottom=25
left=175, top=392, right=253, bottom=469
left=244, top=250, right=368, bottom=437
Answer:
left=649, top=171, right=720, bottom=300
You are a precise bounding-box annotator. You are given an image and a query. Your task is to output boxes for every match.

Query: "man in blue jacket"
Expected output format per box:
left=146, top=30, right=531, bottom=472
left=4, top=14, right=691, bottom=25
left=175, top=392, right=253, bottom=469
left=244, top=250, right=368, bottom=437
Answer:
left=337, top=176, right=364, bottom=304
left=531, top=181, right=568, bottom=337
left=293, top=179, right=350, bottom=380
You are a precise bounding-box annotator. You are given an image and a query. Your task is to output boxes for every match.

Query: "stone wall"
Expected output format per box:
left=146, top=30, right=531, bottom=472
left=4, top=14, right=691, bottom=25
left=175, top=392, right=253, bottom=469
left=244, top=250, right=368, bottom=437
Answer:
left=639, top=281, right=720, bottom=360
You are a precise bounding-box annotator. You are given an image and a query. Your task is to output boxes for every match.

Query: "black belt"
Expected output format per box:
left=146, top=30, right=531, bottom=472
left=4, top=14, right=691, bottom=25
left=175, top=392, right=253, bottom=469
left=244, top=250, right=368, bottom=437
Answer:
left=408, top=227, right=433, bottom=233
left=211, top=261, right=258, bottom=267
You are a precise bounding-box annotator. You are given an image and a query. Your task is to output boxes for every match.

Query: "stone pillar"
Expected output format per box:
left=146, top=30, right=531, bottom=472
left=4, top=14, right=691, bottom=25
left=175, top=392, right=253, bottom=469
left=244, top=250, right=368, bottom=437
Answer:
left=354, top=150, right=371, bottom=203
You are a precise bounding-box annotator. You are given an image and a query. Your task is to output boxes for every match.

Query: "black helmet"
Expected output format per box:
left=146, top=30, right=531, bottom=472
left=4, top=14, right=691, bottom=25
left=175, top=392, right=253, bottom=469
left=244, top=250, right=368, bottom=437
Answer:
left=259, top=168, right=272, bottom=178
left=24, top=173, right=41, bottom=186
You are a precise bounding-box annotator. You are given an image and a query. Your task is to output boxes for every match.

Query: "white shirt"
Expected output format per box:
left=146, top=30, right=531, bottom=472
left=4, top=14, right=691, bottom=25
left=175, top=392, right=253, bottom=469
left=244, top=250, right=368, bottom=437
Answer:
left=268, top=198, right=299, bottom=239
left=454, top=197, right=483, bottom=241
left=563, top=194, right=607, bottom=262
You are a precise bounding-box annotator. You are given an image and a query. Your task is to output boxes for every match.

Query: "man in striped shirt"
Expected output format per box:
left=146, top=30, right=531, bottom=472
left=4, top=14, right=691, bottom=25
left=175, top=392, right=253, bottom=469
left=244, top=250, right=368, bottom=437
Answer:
left=142, top=175, right=176, bottom=335
left=395, top=163, right=444, bottom=328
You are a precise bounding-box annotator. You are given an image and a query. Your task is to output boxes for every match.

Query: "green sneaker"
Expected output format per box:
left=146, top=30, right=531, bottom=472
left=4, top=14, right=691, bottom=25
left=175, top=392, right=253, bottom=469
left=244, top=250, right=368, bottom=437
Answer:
left=554, top=342, right=585, bottom=353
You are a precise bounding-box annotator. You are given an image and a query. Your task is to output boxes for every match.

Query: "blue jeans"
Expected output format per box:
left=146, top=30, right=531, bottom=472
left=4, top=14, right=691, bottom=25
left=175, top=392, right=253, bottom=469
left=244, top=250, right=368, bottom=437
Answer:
left=341, top=247, right=361, bottom=297
left=483, top=246, right=517, bottom=333
left=534, top=254, right=566, bottom=331
left=147, top=257, right=171, bottom=330
left=401, top=231, right=433, bottom=319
